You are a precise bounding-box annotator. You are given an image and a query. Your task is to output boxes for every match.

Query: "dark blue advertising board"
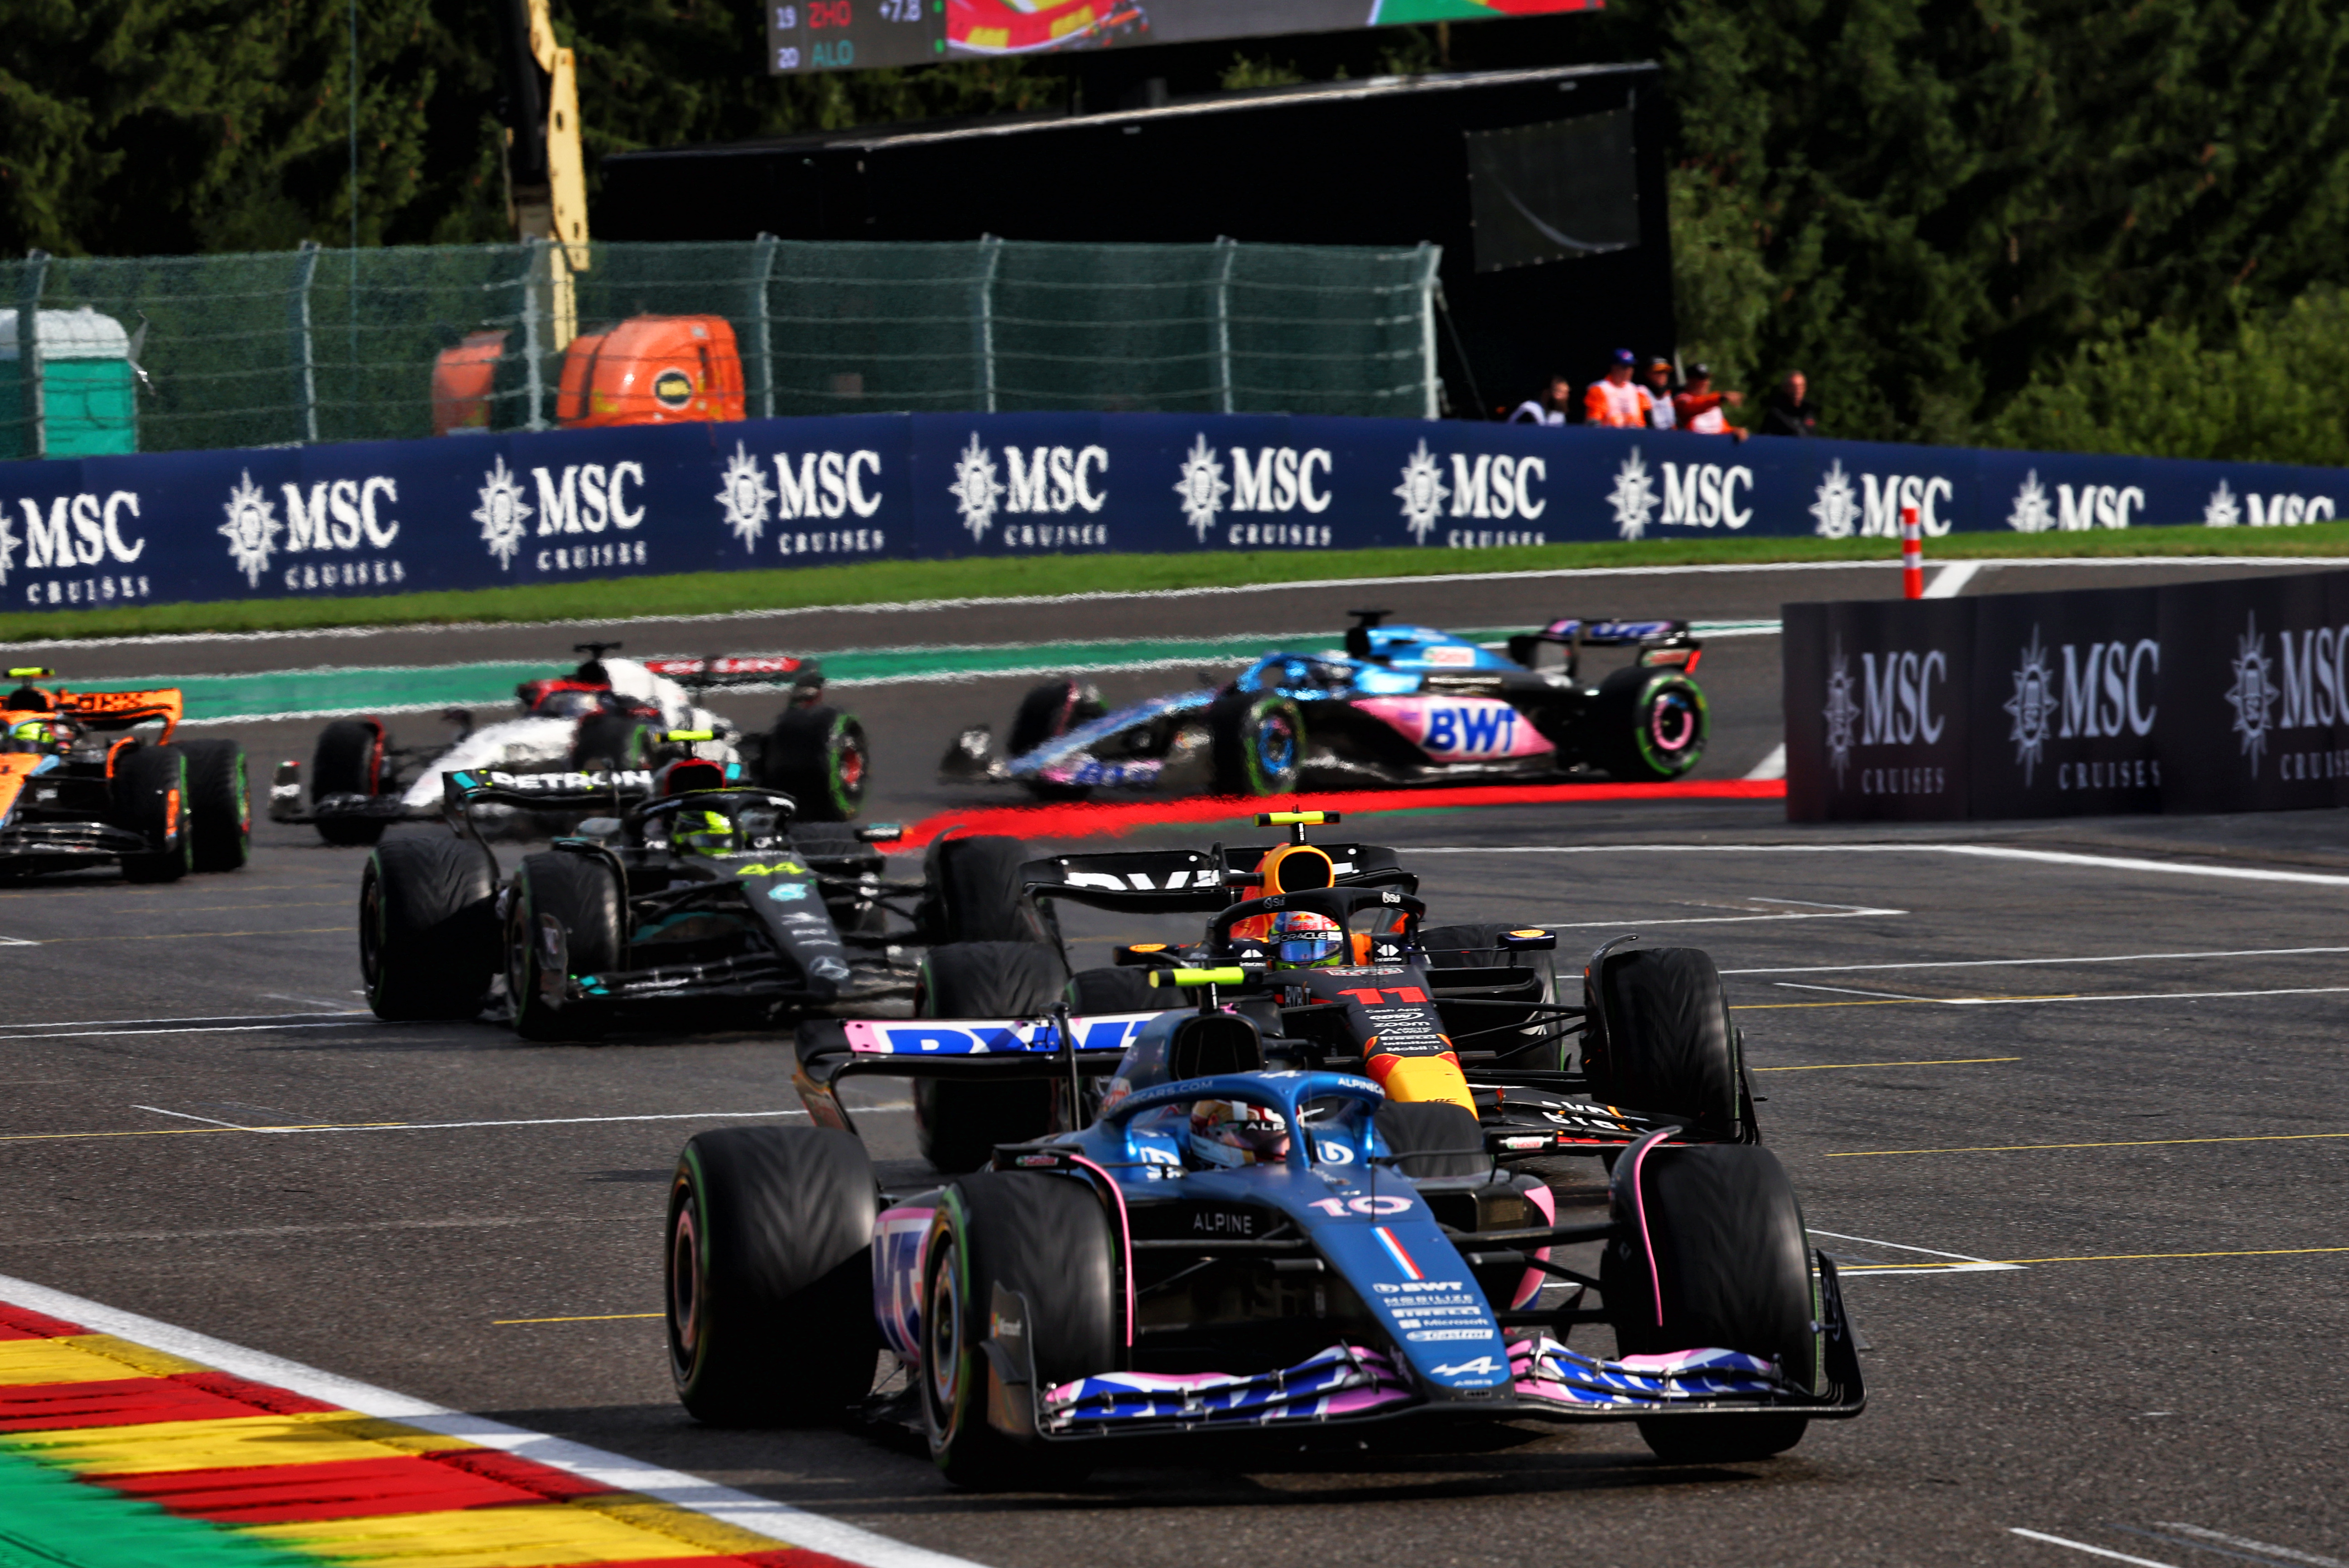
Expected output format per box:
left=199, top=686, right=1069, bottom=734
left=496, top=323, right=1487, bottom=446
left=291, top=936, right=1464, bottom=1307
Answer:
left=1787, top=568, right=2349, bottom=821
left=0, top=412, right=2343, bottom=614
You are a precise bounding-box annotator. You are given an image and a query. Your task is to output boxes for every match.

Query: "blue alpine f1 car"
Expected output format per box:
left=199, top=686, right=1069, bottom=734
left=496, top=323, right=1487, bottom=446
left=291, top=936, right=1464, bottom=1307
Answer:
left=938, top=609, right=1708, bottom=799
left=663, top=814, right=1862, bottom=1483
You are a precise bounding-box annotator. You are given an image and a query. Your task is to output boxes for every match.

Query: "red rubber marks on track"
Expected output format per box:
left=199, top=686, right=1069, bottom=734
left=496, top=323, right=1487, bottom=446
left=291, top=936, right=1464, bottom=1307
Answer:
left=890, top=779, right=1786, bottom=849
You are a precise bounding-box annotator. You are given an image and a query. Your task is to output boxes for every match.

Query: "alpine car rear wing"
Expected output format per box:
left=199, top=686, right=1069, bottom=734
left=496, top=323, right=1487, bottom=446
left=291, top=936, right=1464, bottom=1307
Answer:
left=792, top=1009, right=1165, bottom=1137
left=1507, top=618, right=1700, bottom=679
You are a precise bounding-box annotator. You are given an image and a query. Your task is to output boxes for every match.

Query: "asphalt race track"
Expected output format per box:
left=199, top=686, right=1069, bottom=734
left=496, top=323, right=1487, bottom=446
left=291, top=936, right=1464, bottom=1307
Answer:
left=1, top=558, right=2345, bottom=1568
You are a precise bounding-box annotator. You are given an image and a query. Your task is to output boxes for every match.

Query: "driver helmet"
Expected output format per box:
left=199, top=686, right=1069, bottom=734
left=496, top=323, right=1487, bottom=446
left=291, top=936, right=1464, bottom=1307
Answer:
left=4, top=718, right=56, bottom=752
left=1268, top=909, right=1344, bottom=969
left=672, top=806, right=740, bottom=856
left=1188, top=1099, right=1290, bottom=1168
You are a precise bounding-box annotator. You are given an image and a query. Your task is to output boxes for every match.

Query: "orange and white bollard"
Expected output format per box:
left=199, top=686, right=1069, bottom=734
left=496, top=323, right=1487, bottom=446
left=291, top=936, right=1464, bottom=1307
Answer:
left=1901, top=505, right=1924, bottom=599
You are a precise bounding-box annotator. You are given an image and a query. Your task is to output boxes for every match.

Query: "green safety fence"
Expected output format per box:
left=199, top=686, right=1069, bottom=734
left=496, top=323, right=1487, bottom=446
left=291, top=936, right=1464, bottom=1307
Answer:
left=0, top=238, right=1440, bottom=460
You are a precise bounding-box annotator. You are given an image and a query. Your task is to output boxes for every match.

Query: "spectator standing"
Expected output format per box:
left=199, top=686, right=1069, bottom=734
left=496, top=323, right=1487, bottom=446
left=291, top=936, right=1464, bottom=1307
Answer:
left=1584, top=349, right=1652, bottom=429
left=1644, top=358, right=1679, bottom=429
left=1674, top=363, right=1748, bottom=442
left=1760, top=371, right=1820, bottom=437
left=1507, top=373, right=1572, bottom=426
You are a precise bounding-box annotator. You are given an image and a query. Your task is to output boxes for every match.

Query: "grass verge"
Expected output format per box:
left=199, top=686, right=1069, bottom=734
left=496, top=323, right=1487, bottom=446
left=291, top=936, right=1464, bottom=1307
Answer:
left=4, top=522, right=2345, bottom=643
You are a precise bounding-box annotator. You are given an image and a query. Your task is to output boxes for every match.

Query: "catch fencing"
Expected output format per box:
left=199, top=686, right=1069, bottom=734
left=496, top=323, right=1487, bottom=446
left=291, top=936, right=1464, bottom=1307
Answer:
left=0, top=238, right=1442, bottom=459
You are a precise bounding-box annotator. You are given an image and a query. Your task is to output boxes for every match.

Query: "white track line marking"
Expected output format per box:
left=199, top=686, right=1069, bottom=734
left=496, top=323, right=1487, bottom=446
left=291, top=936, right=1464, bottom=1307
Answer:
left=1923, top=561, right=1982, bottom=598
left=1773, top=982, right=1926, bottom=999
left=0, top=1106, right=920, bottom=1144
left=128, top=1105, right=250, bottom=1128
left=0, top=1009, right=373, bottom=1031
left=0, top=1270, right=985, bottom=1568
left=1542, top=900, right=1904, bottom=931
left=1944, top=986, right=2349, bottom=1007
left=1405, top=843, right=2349, bottom=888
left=2013, top=1527, right=2183, bottom=1566
left=2, top=1020, right=380, bottom=1040
left=1723, top=945, right=2349, bottom=976
left=1743, top=742, right=1787, bottom=781
left=1809, top=1229, right=2025, bottom=1276
left=2151, top=1523, right=2348, bottom=1568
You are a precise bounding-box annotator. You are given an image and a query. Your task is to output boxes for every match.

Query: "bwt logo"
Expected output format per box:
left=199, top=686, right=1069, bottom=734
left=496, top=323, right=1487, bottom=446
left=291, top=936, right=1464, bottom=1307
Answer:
left=1659, top=462, right=1753, bottom=529
left=1447, top=454, right=1547, bottom=520
left=1425, top=706, right=1521, bottom=755
left=1230, top=447, right=1332, bottom=513
left=1004, top=446, right=1109, bottom=514
left=1859, top=650, right=1949, bottom=744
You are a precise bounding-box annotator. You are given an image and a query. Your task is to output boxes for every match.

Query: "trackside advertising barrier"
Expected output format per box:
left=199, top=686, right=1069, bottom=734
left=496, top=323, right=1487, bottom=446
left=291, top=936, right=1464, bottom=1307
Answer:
left=0, top=412, right=2344, bottom=613
left=1784, top=569, right=2349, bottom=821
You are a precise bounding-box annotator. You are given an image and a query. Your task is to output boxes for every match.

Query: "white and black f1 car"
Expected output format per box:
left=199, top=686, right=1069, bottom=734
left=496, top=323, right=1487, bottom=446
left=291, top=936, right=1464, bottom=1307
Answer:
left=358, top=760, right=1040, bottom=1041
left=665, top=813, right=1862, bottom=1480
left=940, top=610, right=1708, bottom=800
left=275, top=642, right=868, bottom=846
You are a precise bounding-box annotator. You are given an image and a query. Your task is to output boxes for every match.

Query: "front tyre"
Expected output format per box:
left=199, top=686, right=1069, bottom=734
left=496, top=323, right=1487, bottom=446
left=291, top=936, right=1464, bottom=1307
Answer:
left=312, top=719, right=391, bottom=846
left=1594, top=667, right=1707, bottom=782
left=923, top=1172, right=1116, bottom=1487
left=116, top=745, right=192, bottom=883
left=506, top=850, right=624, bottom=1042
left=767, top=706, right=868, bottom=822
left=1209, top=691, right=1305, bottom=796
left=668, top=1127, right=880, bottom=1426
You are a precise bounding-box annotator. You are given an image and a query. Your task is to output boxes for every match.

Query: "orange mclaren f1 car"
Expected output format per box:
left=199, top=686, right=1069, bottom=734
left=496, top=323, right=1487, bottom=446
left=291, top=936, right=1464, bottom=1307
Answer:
left=0, top=669, right=249, bottom=880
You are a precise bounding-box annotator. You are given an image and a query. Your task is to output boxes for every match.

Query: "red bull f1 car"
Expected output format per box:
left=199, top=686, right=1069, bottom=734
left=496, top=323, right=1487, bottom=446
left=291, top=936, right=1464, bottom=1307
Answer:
left=940, top=609, right=1708, bottom=800
left=665, top=813, right=1862, bottom=1481
left=0, top=669, right=248, bottom=881
left=274, top=642, right=867, bottom=845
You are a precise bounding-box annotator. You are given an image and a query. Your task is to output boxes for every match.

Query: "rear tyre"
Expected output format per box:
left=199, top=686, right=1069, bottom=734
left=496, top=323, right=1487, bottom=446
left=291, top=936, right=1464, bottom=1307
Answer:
left=668, top=1128, right=881, bottom=1426
left=1064, top=965, right=1162, bottom=1014
left=1603, top=1142, right=1816, bottom=1462
left=312, top=719, right=390, bottom=846
left=924, top=1172, right=1115, bottom=1487
left=116, top=745, right=192, bottom=883
left=767, top=706, right=868, bottom=822
left=1581, top=945, right=1747, bottom=1141
left=1007, top=679, right=1104, bottom=801
left=1374, top=1100, right=1490, bottom=1179
left=913, top=942, right=1064, bottom=1173
left=362, top=835, right=500, bottom=1020
left=179, top=738, right=250, bottom=873
left=919, top=835, right=1037, bottom=945
left=1594, top=668, right=1707, bottom=782
left=1209, top=690, right=1305, bottom=796
left=572, top=711, right=651, bottom=772
left=506, top=850, right=625, bottom=1042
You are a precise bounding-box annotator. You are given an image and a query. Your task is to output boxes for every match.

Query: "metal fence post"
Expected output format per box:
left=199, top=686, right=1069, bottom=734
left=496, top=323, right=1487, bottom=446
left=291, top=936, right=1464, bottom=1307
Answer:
left=751, top=232, right=780, bottom=420
left=522, top=237, right=547, bottom=432
left=973, top=234, right=1003, bottom=414
left=1213, top=236, right=1238, bottom=414
left=17, top=251, right=49, bottom=458
left=292, top=240, right=323, bottom=444
left=1414, top=242, right=1442, bottom=421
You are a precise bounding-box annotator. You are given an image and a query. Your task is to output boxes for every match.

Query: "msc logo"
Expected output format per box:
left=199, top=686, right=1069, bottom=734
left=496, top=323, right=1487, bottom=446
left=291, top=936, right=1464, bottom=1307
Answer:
left=1447, top=454, right=1546, bottom=521
left=1811, top=463, right=1955, bottom=537
left=1231, top=447, right=1333, bottom=514
left=1006, top=445, right=1109, bottom=515
left=1659, top=462, right=1753, bottom=529
left=2204, top=479, right=2337, bottom=529
left=2007, top=472, right=2146, bottom=533
left=1858, top=649, right=1949, bottom=745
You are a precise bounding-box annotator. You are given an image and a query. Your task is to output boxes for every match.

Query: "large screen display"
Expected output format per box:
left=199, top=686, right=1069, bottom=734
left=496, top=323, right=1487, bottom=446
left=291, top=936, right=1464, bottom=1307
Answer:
left=767, top=0, right=1601, bottom=76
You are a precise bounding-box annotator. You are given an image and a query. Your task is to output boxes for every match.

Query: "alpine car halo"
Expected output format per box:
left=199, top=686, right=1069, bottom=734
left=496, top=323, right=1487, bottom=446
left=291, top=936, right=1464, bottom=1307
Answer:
left=0, top=669, right=248, bottom=881
left=940, top=608, right=1708, bottom=800
left=276, top=642, right=869, bottom=845
left=666, top=812, right=1862, bottom=1482
left=359, top=758, right=1039, bottom=1042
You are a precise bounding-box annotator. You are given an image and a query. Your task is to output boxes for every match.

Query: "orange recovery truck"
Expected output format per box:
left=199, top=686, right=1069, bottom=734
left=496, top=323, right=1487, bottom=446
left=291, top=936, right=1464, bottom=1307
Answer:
left=432, top=315, right=746, bottom=436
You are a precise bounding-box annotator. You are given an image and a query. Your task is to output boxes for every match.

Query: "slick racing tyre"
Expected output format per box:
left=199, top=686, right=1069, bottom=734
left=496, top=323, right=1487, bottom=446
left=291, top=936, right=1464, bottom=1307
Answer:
left=669, top=1127, right=881, bottom=1426
left=572, top=711, right=652, bottom=772
left=912, top=942, right=1063, bottom=1174
left=506, top=850, right=624, bottom=1042
left=116, top=744, right=193, bottom=883
left=362, top=835, right=500, bottom=1020
left=1007, top=679, right=1105, bottom=801
left=767, top=705, right=868, bottom=822
left=1602, top=1142, right=1817, bottom=1462
left=178, top=738, right=251, bottom=873
left=1594, top=667, right=1707, bottom=782
left=311, top=719, right=391, bottom=846
left=918, top=835, right=1039, bottom=945
left=1421, top=921, right=1560, bottom=1070
left=1209, top=690, right=1305, bottom=796
left=1064, top=965, right=1161, bottom=1014
left=1581, top=944, right=1749, bottom=1142
left=1375, top=1100, right=1490, bottom=1180
left=923, top=1171, right=1116, bottom=1487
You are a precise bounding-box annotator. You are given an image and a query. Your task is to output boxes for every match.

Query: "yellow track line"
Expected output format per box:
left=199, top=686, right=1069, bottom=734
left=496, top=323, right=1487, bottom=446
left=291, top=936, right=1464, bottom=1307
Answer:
left=493, top=1312, right=663, bottom=1326
left=1833, top=1131, right=2349, bottom=1156
left=1756, top=1057, right=2020, bottom=1071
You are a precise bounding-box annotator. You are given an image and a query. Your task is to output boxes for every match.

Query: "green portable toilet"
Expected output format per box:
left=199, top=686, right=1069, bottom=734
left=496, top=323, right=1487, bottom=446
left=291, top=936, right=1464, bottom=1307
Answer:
left=0, top=306, right=138, bottom=459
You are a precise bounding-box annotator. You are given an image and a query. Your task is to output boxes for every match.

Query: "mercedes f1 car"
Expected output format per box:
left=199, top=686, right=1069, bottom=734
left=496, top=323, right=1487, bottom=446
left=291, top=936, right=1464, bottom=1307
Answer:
left=940, top=609, right=1708, bottom=800
left=666, top=812, right=1862, bottom=1479
left=0, top=669, right=249, bottom=881
left=275, top=642, right=868, bottom=846
left=359, top=759, right=1037, bottom=1041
